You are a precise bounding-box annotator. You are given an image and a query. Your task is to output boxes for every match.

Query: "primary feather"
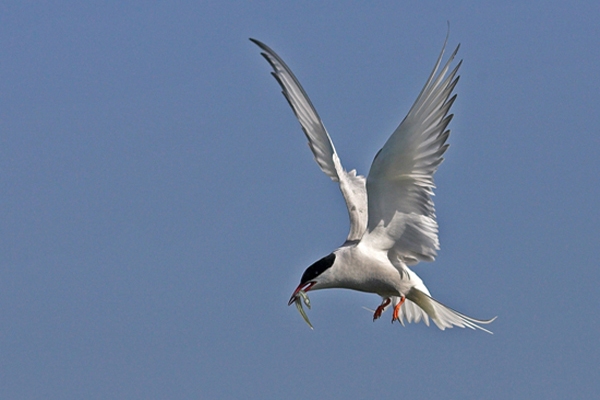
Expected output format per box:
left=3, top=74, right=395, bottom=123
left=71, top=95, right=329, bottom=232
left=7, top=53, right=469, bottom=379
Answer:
left=252, top=36, right=496, bottom=333
left=362, top=39, right=460, bottom=266
left=251, top=39, right=367, bottom=242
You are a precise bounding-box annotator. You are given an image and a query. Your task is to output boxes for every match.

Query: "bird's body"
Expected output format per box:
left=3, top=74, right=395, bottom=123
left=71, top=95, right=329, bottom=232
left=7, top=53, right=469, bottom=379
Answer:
left=251, top=35, right=496, bottom=333
left=313, top=245, right=415, bottom=298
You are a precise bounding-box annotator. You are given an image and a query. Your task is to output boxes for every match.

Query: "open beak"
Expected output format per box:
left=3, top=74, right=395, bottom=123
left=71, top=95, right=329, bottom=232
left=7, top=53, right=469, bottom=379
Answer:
left=288, top=281, right=316, bottom=329
left=288, top=281, right=316, bottom=306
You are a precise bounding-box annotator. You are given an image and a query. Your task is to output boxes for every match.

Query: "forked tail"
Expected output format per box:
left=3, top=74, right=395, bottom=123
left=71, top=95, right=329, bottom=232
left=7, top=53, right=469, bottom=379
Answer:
left=397, top=288, right=497, bottom=334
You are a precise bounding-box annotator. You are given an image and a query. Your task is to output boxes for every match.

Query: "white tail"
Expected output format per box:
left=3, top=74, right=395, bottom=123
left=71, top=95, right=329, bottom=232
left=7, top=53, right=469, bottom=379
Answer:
left=397, top=288, right=497, bottom=334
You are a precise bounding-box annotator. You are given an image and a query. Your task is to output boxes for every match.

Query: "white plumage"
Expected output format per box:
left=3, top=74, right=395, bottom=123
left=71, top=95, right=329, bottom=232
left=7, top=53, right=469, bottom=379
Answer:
left=251, top=36, right=496, bottom=333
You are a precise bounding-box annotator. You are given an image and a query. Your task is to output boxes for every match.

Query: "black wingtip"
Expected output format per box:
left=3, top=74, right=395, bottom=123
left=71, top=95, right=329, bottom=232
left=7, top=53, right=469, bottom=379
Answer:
left=249, top=38, right=268, bottom=52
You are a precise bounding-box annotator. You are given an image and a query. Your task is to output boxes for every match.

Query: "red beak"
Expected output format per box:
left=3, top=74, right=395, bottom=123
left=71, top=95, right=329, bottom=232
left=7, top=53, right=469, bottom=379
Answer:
left=287, top=281, right=316, bottom=306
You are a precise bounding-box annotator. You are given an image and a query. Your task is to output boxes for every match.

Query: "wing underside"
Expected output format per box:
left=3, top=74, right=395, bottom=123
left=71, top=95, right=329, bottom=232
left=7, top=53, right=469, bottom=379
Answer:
left=251, top=39, right=367, bottom=242
left=362, top=38, right=461, bottom=265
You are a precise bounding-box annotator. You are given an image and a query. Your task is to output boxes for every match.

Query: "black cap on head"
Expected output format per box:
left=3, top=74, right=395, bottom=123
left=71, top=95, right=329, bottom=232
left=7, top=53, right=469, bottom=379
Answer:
left=300, top=253, right=336, bottom=284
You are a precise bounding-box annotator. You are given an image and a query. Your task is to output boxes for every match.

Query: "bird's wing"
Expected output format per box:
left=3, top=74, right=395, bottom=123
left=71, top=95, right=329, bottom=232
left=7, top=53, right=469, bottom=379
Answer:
left=251, top=39, right=367, bottom=242
left=360, top=38, right=461, bottom=264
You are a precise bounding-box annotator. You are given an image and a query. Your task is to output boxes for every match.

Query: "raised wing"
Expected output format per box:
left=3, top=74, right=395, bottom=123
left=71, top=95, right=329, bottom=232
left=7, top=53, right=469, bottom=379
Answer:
left=361, top=38, right=461, bottom=264
left=251, top=39, right=367, bottom=242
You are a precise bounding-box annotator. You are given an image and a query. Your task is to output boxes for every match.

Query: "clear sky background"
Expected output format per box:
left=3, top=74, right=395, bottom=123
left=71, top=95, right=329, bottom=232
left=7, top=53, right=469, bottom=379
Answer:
left=1, top=1, right=598, bottom=399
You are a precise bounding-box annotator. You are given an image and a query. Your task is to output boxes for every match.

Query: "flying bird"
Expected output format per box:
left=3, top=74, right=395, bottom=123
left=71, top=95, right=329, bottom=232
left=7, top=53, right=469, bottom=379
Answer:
left=251, top=36, right=496, bottom=333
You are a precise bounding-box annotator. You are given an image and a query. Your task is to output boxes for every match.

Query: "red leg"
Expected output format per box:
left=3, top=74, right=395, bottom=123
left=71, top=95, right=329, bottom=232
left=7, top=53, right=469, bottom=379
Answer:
left=392, top=296, right=406, bottom=323
left=373, top=298, right=391, bottom=321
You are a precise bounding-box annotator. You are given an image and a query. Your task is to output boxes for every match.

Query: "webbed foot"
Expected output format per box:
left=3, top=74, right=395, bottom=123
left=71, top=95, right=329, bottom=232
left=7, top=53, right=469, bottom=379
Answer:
left=373, top=298, right=391, bottom=321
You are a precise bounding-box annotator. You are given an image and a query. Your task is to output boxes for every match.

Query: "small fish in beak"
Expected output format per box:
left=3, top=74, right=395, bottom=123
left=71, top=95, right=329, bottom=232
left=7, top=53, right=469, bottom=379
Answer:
left=293, top=289, right=313, bottom=329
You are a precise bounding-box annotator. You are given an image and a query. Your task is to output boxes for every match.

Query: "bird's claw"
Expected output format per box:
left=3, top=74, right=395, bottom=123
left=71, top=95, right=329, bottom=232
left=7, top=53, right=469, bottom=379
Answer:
left=391, top=296, right=406, bottom=323
left=372, top=298, right=391, bottom=321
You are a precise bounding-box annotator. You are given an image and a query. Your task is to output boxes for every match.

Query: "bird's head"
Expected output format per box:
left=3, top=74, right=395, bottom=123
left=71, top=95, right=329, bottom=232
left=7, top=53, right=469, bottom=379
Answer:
left=287, top=253, right=337, bottom=329
left=288, top=252, right=336, bottom=306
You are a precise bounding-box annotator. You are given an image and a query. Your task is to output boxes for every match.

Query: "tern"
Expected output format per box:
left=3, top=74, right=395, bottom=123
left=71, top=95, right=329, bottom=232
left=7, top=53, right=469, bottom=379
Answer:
left=251, top=37, right=496, bottom=333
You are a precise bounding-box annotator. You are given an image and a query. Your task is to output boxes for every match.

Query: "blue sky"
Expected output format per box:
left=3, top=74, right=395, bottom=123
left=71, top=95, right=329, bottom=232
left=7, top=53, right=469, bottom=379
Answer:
left=1, top=1, right=599, bottom=399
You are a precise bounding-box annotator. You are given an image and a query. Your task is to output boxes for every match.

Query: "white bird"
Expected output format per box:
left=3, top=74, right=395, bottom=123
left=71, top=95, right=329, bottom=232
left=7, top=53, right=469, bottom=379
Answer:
left=251, top=36, right=496, bottom=333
